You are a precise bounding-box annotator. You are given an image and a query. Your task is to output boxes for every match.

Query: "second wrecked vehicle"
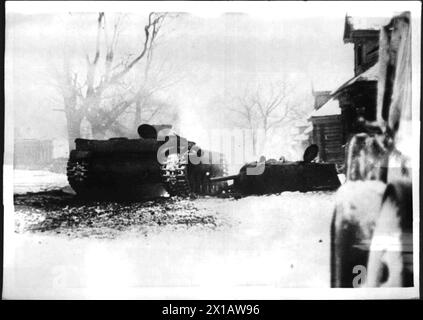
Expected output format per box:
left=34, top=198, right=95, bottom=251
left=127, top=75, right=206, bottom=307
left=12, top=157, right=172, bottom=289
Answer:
left=211, top=144, right=341, bottom=196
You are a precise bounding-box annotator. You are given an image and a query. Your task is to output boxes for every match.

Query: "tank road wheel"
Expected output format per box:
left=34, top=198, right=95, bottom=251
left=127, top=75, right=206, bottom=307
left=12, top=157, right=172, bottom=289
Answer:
left=201, top=170, right=227, bottom=196
left=201, top=174, right=212, bottom=195
left=67, top=159, right=91, bottom=195
left=161, top=154, right=191, bottom=197
left=209, top=181, right=223, bottom=196
left=201, top=173, right=220, bottom=196
left=203, top=156, right=229, bottom=196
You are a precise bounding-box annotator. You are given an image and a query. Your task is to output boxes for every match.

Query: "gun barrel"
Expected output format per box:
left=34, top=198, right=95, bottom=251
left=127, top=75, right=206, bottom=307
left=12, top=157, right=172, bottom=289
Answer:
left=210, top=174, right=238, bottom=183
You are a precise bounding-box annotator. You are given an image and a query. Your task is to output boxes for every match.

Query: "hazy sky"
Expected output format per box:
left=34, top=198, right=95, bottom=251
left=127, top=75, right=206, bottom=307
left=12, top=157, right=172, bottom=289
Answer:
left=6, top=2, right=408, bottom=143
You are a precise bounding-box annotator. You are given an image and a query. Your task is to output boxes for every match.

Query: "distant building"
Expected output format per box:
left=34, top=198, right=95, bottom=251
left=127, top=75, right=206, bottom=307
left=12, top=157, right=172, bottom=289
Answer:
left=14, top=139, right=53, bottom=169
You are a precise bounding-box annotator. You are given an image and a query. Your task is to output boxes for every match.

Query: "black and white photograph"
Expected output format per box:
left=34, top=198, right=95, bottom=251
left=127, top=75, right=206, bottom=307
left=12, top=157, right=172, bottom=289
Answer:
left=3, top=1, right=421, bottom=300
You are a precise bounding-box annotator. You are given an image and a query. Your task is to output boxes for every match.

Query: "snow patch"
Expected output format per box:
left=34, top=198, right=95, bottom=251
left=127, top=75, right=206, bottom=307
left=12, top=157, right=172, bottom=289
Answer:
left=14, top=170, right=69, bottom=194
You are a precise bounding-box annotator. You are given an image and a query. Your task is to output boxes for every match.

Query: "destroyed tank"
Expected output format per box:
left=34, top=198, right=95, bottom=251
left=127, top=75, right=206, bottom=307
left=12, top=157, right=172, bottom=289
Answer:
left=67, top=124, right=227, bottom=199
left=211, top=144, right=341, bottom=196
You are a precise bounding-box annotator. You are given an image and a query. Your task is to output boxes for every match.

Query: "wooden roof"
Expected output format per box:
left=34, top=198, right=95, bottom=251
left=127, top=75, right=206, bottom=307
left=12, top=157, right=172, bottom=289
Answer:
left=310, top=98, right=341, bottom=118
left=331, top=62, right=379, bottom=96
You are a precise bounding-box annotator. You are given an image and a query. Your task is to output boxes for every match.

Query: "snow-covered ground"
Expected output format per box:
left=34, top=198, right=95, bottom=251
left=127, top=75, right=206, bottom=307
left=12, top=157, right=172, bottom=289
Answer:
left=5, top=169, right=337, bottom=299
left=13, top=170, right=69, bottom=194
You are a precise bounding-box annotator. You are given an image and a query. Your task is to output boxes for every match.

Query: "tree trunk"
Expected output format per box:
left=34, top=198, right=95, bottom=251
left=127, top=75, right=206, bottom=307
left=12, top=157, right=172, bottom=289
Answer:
left=85, top=95, right=107, bottom=139
left=251, top=129, right=257, bottom=157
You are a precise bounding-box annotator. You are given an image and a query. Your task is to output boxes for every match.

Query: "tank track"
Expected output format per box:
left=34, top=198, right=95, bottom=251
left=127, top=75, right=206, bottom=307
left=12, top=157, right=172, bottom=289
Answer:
left=67, top=158, right=91, bottom=194
left=161, top=153, right=229, bottom=197
left=160, top=154, right=191, bottom=197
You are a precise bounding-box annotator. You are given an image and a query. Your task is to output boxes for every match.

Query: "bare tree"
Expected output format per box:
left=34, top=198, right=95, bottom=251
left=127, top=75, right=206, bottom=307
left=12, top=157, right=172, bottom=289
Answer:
left=131, top=55, right=184, bottom=132
left=229, top=80, right=304, bottom=155
left=229, top=92, right=260, bottom=155
left=57, top=12, right=168, bottom=150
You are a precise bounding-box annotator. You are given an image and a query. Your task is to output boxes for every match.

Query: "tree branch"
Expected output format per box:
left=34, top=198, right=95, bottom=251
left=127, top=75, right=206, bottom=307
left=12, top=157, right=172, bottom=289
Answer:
left=108, top=12, right=166, bottom=84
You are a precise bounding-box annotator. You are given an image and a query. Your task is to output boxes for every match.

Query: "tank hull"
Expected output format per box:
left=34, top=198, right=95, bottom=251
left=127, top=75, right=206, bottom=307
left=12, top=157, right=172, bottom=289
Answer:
left=67, top=127, right=227, bottom=199
left=233, top=161, right=341, bottom=195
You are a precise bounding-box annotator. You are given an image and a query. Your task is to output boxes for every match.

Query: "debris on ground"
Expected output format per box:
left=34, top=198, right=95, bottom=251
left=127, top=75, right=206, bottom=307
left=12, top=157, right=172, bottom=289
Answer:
left=14, top=190, right=229, bottom=238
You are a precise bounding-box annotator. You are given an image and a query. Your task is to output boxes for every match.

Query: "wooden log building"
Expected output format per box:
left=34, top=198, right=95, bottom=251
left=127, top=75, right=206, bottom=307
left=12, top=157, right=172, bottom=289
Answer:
left=307, top=15, right=391, bottom=170
left=309, top=93, right=344, bottom=166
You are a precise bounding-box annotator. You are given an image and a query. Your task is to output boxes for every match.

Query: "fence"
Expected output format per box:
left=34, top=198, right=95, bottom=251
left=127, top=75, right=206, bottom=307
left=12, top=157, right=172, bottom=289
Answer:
left=14, top=139, right=53, bottom=169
